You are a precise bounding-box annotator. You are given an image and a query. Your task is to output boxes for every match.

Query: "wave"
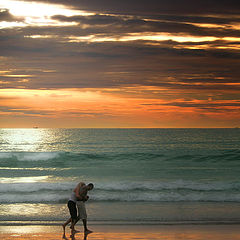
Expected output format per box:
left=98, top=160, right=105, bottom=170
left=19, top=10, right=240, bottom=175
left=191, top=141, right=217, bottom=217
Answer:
left=92, top=191, right=240, bottom=203
left=2, top=191, right=240, bottom=203
left=0, top=152, right=163, bottom=162
left=1, top=180, right=240, bottom=203
left=0, top=193, right=68, bottom=203
left=1, top=180, right=240, bottom=193
left=0, top=182, right=74, bottom=192
left=0, top=150, right=240, bottom=163
left=96, top=180, right=240, bottom=191
left=0, top=150, right=240, bottom=167
left=0, top=152, right=62, bottom=161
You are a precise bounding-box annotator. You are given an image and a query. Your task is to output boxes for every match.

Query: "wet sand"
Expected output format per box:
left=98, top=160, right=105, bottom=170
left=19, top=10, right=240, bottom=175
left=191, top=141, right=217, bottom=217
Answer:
left=1, top=224, right=240, bottom=240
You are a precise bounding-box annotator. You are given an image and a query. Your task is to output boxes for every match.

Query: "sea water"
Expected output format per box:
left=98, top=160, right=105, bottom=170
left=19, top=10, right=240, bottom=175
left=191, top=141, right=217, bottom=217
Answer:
left=0, top=128, right=240, bottom=225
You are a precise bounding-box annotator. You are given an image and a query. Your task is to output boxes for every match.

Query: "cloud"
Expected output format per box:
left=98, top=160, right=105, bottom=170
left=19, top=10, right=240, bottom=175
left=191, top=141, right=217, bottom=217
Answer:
left=18, top=0, right=240, bottom=15
left=141, top=100, right=240, bottom=114
left=0, top=106, right=53, bottom=116
left=0, top=8, right=22, bottom=21
left=146, top=101, right=240, bottom=107
left=0, top=0, right=240, bottom=128
left=0, top=106, right=108, bottom=118
left=52, top=14, right=123, bottom=25
left=1, top=35, right=240, bottom=91
left=49, top=13, right=240, bottom=38
left=0, top=96, right=19, bottom=100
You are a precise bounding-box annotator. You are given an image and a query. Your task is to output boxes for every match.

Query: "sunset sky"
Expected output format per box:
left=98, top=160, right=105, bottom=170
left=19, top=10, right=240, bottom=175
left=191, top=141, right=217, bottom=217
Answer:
left=0, top=0, right=240, bottom=128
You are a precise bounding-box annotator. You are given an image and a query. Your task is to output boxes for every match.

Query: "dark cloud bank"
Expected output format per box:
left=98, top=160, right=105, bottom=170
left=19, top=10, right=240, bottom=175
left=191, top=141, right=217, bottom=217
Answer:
left=21, top=0, right=240, bottom=15
left=0, top=0, right=240, bottom=94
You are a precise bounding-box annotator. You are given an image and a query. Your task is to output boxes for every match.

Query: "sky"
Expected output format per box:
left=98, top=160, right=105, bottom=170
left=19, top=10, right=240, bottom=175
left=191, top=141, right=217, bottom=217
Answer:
left=0, top=0, right=240, bottom=128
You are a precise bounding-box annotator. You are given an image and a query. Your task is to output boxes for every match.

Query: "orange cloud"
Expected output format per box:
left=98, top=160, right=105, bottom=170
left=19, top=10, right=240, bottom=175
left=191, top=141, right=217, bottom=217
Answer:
left=0, top=88, right=239, bottom=128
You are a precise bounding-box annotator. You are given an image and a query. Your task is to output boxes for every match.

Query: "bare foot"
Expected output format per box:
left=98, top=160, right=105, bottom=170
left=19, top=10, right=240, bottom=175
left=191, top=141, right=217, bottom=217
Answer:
left=84, top=229, right=93, bottom=234
left=62, top=224, right=66, bottom=236
left=62, top=233, right=68, bottom=239
left=70, top=233, right=76, bottom=240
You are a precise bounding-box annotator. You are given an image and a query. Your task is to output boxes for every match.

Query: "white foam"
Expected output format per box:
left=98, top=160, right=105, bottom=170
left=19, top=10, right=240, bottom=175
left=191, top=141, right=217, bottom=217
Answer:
left=18, top=152, right=61, bottom=161
left=0, top=193, right=68, bottom=203
left=1, top=179, right=240, bottom=193
left=0, top=182, right=74, bottom=192
left=0, top=152, right=62, bottom=161
left=1, top=187, right=240, bottom=203
left=0, top=153, right=14, bottom=159
left=91, top=191, right=240, bottom=202
left=96, top=180, right=240, bottom=191
left=1, top=179, right=240, bottom=203
left=1, top=190, right=240, bottom=203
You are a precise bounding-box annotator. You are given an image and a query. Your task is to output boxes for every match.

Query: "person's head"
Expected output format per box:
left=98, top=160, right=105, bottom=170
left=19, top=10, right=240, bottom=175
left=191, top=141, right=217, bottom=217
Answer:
left=87, top=183, right=94, bottom=190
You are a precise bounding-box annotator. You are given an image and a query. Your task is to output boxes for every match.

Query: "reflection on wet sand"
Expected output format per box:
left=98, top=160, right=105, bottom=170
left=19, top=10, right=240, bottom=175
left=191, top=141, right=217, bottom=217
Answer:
left=1, top=225, right=240, bottom=240
left=63, top=230, right=91, bottom=240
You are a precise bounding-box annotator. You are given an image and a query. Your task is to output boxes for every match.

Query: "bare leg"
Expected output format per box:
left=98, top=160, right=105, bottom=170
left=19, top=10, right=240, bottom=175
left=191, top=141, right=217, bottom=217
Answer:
left=70, top=230, right=76, bottom=240
left=62, top=217, right=71, bottom=239
left=71, top=218, right=82, bottom=235
left=70, top=219, right=76, bottom=236
left=84, top=231, right=90, bottom=240
left=62, top=217, right=71, bottom=231
left=62, top=232, right=68, bottom=240
left=82, top=219, right=92, bottom=233
left=70, top=216, right=80, bottom=229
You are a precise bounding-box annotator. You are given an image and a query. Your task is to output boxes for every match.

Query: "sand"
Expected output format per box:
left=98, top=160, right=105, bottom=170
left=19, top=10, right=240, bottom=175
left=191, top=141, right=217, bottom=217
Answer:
left=0, top=224, right=240, bottom=240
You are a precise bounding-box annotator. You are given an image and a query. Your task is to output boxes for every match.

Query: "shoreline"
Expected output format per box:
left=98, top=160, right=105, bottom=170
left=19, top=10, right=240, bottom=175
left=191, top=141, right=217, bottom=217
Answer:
left=2, top=220, right=240, bottom=226
left=1, top=224, right=240, bottom=240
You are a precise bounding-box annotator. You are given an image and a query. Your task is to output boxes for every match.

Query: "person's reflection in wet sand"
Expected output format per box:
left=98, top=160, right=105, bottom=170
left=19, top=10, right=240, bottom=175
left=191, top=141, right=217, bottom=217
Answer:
left=62, top=229, right=92, bottom=240
left=70, top=231, right=76, bottom=240
left=83, top=231, right=92, bottom=240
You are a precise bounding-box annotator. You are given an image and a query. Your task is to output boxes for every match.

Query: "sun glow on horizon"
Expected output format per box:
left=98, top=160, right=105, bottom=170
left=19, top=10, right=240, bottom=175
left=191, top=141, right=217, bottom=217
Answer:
left=0, top=87, right=239, bottom=128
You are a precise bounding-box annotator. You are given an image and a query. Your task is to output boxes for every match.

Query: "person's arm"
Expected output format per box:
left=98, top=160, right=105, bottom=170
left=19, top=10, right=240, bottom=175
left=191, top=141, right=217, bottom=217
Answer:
left=83, top=195, right=89, bottom=202
left=78, top=186, right=88, bottom=200
left=74, top=182, right=85, bottom=199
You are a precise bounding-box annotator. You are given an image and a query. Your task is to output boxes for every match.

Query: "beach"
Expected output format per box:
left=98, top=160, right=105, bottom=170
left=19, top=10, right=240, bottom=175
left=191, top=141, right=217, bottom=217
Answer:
left=1, top=0, right=240, bottom=237
left=1, top=128, right=240, bottom=239
left=1, top=224, right=240, bottom=240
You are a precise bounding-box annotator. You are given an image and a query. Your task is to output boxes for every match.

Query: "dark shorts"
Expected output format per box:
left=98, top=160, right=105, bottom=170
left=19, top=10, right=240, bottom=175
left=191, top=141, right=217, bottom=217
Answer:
left=67, top=200, right=77, bottom=221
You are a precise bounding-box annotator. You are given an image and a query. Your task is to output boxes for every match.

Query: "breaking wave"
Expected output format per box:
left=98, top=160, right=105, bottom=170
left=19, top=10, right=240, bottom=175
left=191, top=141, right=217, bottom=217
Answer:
left=1, top=180, right=240, bottom=203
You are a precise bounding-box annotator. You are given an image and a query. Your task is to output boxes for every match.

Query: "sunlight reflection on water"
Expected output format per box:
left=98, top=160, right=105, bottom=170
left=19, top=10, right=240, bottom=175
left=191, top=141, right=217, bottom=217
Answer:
left=0, top=129, right=48, bottom=151
left=0, top=176, right=48, bottom=183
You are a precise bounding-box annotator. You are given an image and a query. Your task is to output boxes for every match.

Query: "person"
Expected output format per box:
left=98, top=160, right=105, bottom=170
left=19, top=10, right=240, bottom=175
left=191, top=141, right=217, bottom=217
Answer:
left=62, top=182, right=94, bottom=237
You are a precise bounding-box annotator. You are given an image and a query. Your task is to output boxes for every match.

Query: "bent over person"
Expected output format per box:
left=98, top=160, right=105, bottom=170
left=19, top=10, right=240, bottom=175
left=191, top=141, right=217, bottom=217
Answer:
left=62, top=182, right=94, bottom=236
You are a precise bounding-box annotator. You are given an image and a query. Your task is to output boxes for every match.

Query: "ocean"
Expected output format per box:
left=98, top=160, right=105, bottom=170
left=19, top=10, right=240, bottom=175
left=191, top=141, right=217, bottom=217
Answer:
left=0, top=128, right=240, bottom=225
